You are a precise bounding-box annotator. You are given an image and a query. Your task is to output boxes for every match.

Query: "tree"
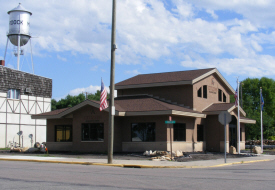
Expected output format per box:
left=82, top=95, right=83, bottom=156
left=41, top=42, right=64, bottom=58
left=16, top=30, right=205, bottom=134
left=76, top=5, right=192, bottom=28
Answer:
left=51, top=90, right=108, bottom=111
left=87, top=90, right=101, bottom=101
left=241, top=77, right=275, bottom=140
left=51, top=99, right=57, bottom=111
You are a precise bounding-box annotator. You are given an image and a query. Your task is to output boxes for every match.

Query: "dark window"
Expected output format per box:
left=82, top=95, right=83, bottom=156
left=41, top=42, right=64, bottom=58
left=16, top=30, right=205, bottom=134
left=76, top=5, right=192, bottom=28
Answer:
left=55, top=125, right=72, bottom=142
left=218, top=89, right=222, bottom=101
left=7, top=89, right=20, bottom=99
left=174, top=123, right=186, bottom=141
left=240, top=128, right=243, bottom=141
left=203, top=85, right=207, bottom=99
left=197, top=125, right=204, bottom=141
left=131, top=123, right=155, bottom=142
left=223, top=93, right=227, bottom=102
left=82, top=123, right=104, bottom=141
left=197, top=87, right=202, bottom=97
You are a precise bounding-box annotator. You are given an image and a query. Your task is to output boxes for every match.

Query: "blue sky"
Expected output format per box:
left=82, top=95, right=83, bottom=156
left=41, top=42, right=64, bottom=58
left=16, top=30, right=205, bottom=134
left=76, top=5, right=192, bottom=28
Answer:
left=1, top=0, right=275, bottom=100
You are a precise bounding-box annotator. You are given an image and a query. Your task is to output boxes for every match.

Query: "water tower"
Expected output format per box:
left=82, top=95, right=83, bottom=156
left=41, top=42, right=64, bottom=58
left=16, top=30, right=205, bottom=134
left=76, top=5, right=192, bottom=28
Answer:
left=4, top=3, right=33, bottom=72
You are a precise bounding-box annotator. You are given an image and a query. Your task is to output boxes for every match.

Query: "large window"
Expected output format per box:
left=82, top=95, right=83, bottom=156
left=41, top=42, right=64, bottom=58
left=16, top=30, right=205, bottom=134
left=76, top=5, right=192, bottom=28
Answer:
left=223, top=93, right=227, bottom=102
left=7, top=89, right=20, bottom=99
left=55, top=125, right=72, bottom=142
left=131, top=123, right=155, bottom=142
left=197, top=125, right=204, bottom=141
left=203, top=85, right=207, bottom=99
left=197, top=87, right=202, bottom=97
left=218, top=89, right=222, bottom=101
left=82, top=123, right=104, bottom=141
left=174, top=123, right=186, bottom=141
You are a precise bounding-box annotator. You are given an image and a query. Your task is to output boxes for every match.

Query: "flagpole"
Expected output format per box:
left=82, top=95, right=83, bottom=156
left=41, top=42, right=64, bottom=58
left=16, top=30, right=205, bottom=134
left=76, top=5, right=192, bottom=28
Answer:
left=237, top=78, right=240, bottom=154
left=260, top=87, right=263, bottom=153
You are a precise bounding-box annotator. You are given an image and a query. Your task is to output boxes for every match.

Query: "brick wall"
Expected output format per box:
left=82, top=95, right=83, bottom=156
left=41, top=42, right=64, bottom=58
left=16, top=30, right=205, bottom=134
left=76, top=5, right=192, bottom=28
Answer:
left=117, top=85, right=194, bottom=108
left=193, top=74, right=231, bottom=112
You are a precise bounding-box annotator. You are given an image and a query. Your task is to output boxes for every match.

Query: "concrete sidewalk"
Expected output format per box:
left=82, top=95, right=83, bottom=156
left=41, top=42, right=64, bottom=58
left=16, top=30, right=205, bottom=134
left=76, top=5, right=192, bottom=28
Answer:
left=0, top=154, right=274, bottom=168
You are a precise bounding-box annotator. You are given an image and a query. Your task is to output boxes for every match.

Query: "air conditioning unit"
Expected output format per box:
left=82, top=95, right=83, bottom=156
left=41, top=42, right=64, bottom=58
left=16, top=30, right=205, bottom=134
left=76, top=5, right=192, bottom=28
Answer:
left=25, top=87, right=31, bottom=93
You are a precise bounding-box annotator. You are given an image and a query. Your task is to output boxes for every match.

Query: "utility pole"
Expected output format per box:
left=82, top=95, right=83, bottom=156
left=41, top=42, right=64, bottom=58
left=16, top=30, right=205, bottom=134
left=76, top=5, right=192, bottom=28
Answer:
left=237, top=78, right=240, bottom=154
left=108, top=0, right=117, bottom=164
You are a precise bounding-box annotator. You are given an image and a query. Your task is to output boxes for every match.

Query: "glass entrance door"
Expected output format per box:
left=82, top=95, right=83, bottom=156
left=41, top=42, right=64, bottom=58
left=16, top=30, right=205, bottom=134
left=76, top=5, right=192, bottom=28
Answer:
left=229, top=115, right=237, bottom=148
left=229, top=124, right=237, bottom=147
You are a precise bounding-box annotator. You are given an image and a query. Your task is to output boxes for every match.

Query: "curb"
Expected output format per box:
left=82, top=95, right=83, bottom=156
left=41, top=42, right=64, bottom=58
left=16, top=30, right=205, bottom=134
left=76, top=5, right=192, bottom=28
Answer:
left=0, top=158, right=271, bottom=169
left=209, top=159, right=271, bottom=168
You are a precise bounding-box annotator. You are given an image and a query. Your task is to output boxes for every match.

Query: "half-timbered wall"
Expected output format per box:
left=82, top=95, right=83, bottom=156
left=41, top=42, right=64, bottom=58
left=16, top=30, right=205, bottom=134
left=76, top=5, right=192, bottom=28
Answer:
left=0, top=66, right=52, bottom=148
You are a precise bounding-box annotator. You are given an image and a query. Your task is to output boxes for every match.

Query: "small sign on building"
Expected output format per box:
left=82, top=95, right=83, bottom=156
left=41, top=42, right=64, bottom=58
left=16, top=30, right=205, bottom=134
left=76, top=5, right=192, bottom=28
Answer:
left=165, top=120, right=176, bottom=124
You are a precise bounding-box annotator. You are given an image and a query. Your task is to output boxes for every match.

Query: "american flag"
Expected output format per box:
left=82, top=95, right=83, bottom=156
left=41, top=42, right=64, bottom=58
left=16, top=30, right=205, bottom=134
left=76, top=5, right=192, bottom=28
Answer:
left=234, top=87, right=238, bottom=107
left=100, top=79, right=108, bottom=111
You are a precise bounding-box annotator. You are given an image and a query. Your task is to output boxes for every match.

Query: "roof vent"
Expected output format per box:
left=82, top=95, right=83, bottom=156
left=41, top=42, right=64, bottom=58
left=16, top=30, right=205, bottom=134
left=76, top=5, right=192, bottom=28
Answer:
left=25, top=87, right=31, bottom=93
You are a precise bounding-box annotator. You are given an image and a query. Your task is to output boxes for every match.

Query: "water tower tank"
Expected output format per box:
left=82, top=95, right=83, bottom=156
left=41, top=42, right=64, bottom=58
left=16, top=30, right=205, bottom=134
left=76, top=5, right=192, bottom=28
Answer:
left=7, top=3, right=32, bottom=46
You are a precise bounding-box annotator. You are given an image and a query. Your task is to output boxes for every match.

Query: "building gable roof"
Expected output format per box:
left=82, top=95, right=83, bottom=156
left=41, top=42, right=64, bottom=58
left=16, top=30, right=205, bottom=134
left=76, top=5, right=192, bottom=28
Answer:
left=115, top=68, right=235, bottom=94
left=33, top=97, right=255, bottom=124
left=202, top=103, right=246, bottom=116
left=32, top=95, right=206, bottom=119
left=114, top=95, right=205, bottom=117
left=202, top=103, right=256, bottom=124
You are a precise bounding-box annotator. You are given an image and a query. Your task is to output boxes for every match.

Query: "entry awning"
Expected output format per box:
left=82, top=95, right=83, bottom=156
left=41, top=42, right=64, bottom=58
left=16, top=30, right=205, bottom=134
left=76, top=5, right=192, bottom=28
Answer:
left=202, top=103, right=256, bottom=124
left=203, top=103, right=246, bottom=116
left=240, top=117, right=256, bottom=124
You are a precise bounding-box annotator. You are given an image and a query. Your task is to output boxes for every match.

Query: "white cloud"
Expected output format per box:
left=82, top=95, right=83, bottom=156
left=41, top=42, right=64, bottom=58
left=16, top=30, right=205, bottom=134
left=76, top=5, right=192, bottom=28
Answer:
left=184, top=0, right=275, bottom=27
left=206, top=9, right=218, bottom=20
left=1, top=0, right=275, bottom=78
left=171, top=0, right=194, bottom=19
left=125, top=70, right=141, bottom=76
left=181, top=54, right=275, bottom=78
left=55, top=85, right=110, bottom=100
left=90, top=65, right=98, bottom=71
left=57, top=55, right=67, bottom=62
left=250, top=41, right=263, bottom=52
left=69, top=85, right=101, bottom=96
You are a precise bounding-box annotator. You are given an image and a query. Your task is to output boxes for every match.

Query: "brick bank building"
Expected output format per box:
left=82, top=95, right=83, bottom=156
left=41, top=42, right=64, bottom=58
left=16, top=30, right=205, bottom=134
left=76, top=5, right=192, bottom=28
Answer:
left=33, top=68, right=255, bottom=153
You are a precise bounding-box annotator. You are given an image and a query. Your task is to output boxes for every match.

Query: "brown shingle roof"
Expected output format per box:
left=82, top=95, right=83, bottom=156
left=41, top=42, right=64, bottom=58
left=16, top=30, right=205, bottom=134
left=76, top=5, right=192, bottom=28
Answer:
left=33, top=95, right=203, bottom=118
left=116, top=68, right=215, bottom=86
left=203, top=103, right=235, bottom=112
left=34, top=108, right=69, bottom=116
left=114, top=95, right=200, bottom=113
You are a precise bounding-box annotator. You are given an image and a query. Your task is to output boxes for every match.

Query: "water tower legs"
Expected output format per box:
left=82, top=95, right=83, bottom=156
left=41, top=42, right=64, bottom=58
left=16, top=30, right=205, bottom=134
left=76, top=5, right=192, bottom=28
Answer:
left=17, top=35, right=21, bottom=70
left=30, top=38, right=34, bottom=74
left=4, top=38, right=9, bottom=61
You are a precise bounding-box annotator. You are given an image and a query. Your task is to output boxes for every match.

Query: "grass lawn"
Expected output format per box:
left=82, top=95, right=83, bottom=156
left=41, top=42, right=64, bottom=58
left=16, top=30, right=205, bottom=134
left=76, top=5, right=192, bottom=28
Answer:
left=0, top=148, right=10, bottom=150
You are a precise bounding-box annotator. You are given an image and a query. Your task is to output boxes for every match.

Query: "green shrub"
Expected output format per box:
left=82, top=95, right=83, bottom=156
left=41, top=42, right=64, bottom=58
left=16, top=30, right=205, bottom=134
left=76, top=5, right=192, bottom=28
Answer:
left=268, top=136, right=275, bottom=140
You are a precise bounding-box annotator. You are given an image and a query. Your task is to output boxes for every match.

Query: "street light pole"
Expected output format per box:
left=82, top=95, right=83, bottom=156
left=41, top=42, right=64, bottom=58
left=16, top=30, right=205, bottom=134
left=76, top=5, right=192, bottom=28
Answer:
left=108, top=0, right=117, bottom=164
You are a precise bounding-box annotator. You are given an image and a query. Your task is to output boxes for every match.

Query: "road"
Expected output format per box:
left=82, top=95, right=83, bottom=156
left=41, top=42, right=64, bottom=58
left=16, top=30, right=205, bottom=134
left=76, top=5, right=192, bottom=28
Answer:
left=0, top=160, right=274, bottom=190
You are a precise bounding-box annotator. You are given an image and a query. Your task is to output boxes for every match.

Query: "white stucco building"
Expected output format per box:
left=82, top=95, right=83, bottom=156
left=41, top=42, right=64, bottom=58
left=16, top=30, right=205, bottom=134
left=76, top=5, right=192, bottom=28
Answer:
left=0, top=61, right=52, bottom=148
